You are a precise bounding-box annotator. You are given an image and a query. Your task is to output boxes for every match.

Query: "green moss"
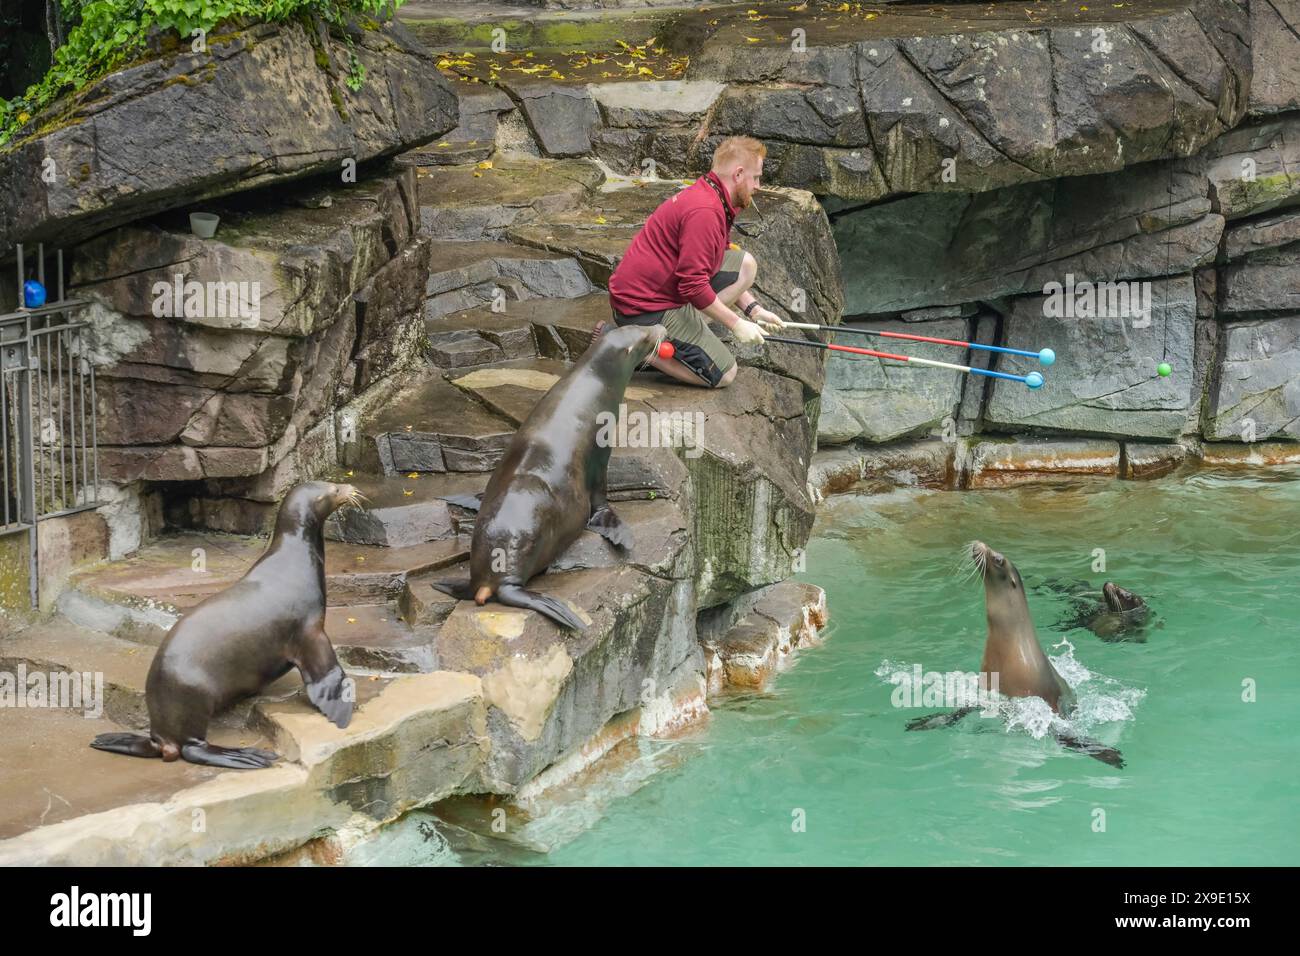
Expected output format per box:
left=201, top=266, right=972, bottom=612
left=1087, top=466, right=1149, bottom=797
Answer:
left=406, top=15, right=665, bottom=53
left=0, top=531, right=31, bottom=610
left=329, top=85, right=349, bottom=122
left=1226, top=173, right=1298, bottom=211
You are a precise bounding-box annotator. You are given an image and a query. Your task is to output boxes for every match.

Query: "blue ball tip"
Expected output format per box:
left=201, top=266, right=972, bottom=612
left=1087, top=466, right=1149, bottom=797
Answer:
left=1038, top=348, right=1056, bottom=367
left=1025, top=371, right=1044, bottom=390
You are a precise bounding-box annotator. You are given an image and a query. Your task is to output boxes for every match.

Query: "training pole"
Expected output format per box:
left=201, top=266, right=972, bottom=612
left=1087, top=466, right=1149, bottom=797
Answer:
left=763, top=334, right=1045, bottom=388
left=776, top=321, right=1055, bottom=366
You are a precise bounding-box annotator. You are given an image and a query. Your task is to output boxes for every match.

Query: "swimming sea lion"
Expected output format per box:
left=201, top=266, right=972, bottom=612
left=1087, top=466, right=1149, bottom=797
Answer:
left=433, top=322, right=666, bottom=630
left=90, top=480, right=364, bottom=769
left=1075, top=582, right=1151, bottom=641
left=907, top=541, right=1124, bottom=768
left=1036, top=577, right=1153, bottom=641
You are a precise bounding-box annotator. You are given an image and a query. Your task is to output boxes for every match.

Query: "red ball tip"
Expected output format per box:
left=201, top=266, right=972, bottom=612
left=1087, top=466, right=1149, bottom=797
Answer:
left=657, top=341, right=675, bottom=360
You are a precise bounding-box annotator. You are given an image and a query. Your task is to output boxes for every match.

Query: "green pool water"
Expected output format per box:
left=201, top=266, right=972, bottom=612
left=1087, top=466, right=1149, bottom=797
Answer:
left=363, top=469, right=1300, bottom=866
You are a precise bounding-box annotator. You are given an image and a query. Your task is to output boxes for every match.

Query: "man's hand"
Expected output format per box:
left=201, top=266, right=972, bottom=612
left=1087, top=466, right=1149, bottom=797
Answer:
left=749, top=306, right=785, bottom=332
left=731, top=317, right=767, bottom=345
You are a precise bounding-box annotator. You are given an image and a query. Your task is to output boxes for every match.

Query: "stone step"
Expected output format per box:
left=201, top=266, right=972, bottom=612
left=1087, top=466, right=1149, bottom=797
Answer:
left=0, top=664, right=486, bottom=862
left=425, top=302, right=540, bottom=368
left=355, top=373, right=518, bottom=475
left=324, top=538, right=472, bottom=605
left=427, top=289, right=614, bottom=374
left=416, top=156, right=604, bottom=241
left=445, top=356, right=575, bottom=425
left=325, top=604, right=439, bottom=674
left=424, top=239, right=594, bottom=321
left=60, top=532, right=472, bottom=638
left=508, top=179, right=679, bottom=285
left=326, top=471, right=489, bottom=547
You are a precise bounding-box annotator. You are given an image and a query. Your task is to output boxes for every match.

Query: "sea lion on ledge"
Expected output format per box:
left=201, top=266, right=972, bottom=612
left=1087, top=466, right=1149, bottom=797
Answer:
left=434, top=323, right=666, bottom=630
left=90, top=481, right=363, bottom=769
left=907, top=541, right=1124, bottom=768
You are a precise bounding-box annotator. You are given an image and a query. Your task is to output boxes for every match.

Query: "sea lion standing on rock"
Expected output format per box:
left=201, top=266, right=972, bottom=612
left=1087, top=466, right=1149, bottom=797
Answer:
left=907, top=541, right=1124, bottom=768
left=434, top=323, right=667, bottom=630
left=90, top=481, right=363, bottom=769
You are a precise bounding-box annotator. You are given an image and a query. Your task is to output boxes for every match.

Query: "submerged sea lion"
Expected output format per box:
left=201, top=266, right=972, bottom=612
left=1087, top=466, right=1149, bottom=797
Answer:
left=90, top=481, right=363, bottom=769
left=434, top=322, right=666, bottom=630
left=907, top=541, right=1124, bottom=768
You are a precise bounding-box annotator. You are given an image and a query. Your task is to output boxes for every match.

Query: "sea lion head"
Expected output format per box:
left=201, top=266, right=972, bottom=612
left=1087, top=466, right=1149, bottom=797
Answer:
left=276, top=480, right=366, bottom=532
left=589, top=323, right=666, bottom=380
left=1102, top=582, right=1145, bottom=613
left=971, top=540, right=1031, bottom=632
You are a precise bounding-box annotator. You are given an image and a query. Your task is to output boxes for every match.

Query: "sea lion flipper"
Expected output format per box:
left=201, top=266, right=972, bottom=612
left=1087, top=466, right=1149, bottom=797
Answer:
left=587, top=506, right=634, bottom=551
left=302, top=662, right=354, bottom=730
left=1053, top=732, right=1125, bottom=769
left=90, top=732, right=162, bottom=758
left=496, top=584, right=588, bottom=631
left=905, top=707, right=976, bottom=731
left=180, top=741, right=280, bottom=770
left=431, top=577, right=476, bottom=600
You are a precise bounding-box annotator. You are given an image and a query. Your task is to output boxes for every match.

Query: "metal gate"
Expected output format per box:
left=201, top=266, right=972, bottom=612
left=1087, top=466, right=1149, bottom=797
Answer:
left=1, top=243, right=99, bottom=608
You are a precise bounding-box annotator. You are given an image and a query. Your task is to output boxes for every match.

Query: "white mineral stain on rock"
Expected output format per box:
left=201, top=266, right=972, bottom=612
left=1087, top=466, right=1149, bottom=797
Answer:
left=473, top=609, right=530, bottom=640
left=483, top=644, right=574, bottom=741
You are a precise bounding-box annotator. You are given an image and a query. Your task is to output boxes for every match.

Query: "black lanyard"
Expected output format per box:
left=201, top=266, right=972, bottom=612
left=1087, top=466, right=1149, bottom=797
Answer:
left=699, top=173, right=735, bottom=232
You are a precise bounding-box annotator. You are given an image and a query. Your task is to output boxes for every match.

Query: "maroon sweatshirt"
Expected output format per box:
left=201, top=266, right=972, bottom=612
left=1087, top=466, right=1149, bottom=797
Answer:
left=608, top=171, right=736, bottom=316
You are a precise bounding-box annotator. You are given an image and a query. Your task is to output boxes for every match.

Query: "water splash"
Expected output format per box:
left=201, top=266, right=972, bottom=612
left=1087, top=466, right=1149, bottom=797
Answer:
left=878, top=648, right=1144, bottom=741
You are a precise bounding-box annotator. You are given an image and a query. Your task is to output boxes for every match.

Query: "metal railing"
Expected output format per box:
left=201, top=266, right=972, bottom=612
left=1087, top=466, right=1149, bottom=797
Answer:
left=1, top=243, right=98, bottom=607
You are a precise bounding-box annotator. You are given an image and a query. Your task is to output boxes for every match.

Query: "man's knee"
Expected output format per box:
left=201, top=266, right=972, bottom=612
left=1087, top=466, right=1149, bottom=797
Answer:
left=740, top=252, right=757, bottom=285
left=714, top=364, right=738, bottom=388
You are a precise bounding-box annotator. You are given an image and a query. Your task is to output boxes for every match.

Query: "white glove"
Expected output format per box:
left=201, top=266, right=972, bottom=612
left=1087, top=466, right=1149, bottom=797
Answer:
left=750, top=306, right=786, bottom=332
left=731, top=317, right=767, bottom=345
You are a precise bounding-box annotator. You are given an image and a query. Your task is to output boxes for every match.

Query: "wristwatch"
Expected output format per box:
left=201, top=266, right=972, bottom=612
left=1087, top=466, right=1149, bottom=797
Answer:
left=742, top=301, right=760, bottom=318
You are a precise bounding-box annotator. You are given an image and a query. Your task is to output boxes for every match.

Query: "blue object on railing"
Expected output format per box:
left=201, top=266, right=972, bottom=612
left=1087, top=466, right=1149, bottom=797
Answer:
left=23, top=279, right=47, bottom=309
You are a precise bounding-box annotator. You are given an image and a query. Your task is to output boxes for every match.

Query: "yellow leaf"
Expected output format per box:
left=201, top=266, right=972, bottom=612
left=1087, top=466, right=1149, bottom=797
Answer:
left=477, top=160, right=493, bottom=169
left=356, top=556, right=365, bottom=563
left=436, top=142, right=450, bottom=148
left=745, top=36, right=761, bottom=43
left=548, top=70, right=565, bottom=79
left=403, top=489, right=414, bottom=496
left=346, top=617, right=357, bottom=624
left=638, top=66, right=654, bottom=76
left=407, top=472, right=420, bottom=478
left=594, top=216, right=608, bottom=224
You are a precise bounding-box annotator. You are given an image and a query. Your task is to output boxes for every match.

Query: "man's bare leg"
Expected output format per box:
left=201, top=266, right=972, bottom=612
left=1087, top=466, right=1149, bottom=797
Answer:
left=715, top=252, right=757, bottom=308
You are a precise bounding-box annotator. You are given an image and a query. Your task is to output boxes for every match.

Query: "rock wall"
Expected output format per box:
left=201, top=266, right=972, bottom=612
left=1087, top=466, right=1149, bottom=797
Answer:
left=412, top=0, right=1297, bottom=460
left=804, top=0, right=1300, bottom=455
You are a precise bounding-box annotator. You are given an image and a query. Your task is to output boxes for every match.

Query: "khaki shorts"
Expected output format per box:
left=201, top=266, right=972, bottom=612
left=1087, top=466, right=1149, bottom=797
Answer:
left=612, top=247, right=745, bottom=387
